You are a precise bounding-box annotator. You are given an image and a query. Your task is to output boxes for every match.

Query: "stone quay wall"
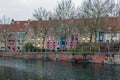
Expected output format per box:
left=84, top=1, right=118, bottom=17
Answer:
left=0, top=53, right=120, bottom=64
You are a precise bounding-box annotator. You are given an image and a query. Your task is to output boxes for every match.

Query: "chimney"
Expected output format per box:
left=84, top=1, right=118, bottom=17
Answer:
left=39, top=18, right=42, bottom=21
left=11, top=19, right=14, bottom=24
left=49, top=17, right=52, bottom=20
left=27, top=19, right=31, bottom=25
left=59, top=17, right=61, bottom=20
left=28, top=19, right=30, bottom=21
left=71, top=16, right=74, bottom=19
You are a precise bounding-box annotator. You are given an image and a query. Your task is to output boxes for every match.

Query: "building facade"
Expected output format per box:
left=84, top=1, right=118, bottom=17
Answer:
left=0, top=17, right=120, bottom=51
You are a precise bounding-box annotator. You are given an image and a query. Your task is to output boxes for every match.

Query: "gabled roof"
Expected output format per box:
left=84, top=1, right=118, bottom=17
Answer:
left=102, top=17, right=120, bottom=32
left=28, top=21, right=40, bottom=34
left=2, top=17, right=120, bottom=35
left=7, top=20, right=29, bottom=32
left=29, top=17, right=120, bottom=33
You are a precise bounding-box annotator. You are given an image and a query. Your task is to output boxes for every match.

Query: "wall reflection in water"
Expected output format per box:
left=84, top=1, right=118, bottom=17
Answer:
left=0, top=57, right=120, bottom=80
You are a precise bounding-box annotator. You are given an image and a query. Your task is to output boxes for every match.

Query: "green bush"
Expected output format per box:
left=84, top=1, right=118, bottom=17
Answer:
left=69, top=45, right=99, bottom=54
left=23, top=43, right=41, bottom=52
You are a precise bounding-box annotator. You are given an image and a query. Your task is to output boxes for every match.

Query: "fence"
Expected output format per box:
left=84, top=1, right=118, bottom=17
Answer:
left=1, top=45, right=120, bottom=55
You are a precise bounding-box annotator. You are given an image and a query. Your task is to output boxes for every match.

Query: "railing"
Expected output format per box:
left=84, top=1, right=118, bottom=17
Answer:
left=0, top=46, right=120, bottom=55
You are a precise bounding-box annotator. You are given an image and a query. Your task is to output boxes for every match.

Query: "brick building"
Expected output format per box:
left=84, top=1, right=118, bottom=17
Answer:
left=0, top=17, right=120, bottom=51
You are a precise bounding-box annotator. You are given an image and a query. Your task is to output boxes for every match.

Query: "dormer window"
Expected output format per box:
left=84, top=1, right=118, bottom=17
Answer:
left=12, top=22, right=14, bottom=24
left=20, top=28, right=23, bottom=31
left=17, top=21, right=20, bottom=24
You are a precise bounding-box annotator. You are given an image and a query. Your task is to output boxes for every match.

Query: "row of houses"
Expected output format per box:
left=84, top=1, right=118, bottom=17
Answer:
left=0, top=17, right=120, bottom=51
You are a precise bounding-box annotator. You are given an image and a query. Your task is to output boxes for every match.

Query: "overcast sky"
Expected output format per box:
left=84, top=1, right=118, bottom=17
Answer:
left=0, top=0, right=83, bottom=20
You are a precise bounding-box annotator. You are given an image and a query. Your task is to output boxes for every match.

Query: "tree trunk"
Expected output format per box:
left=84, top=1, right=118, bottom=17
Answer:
left=42, top=36, right=45, bottom=50
left=64, top=30, right=67, bottom=49
left=94, top=31, right=97, bottom=43
left=90, top=31, right=93, bottom=43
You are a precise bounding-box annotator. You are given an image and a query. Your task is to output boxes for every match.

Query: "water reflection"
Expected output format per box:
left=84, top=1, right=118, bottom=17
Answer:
left=0, top=57, right=120, bottom=80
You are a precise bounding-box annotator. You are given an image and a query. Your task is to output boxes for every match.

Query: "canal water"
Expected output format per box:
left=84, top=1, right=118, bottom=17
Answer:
left=0, top=57, right=120, bottom=80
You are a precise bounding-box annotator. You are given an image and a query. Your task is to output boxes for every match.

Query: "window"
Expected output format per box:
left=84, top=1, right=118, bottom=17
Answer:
left=115, top=40, right=118, bottom=42
left=106, top=40, right=109, bottom=42
left=1, top=47, right=5, bottom=49
left=113, top=33, right=117, bottom=37
left=17, top=40, right=20, bottom=45
left=66, top=42, right=68, bottom=45
left=75, top=34, right=78, bottom=41
left=106, top=33, right=111, bottom=38
left=21, top=40, right=24, bottom=44
left=9, top=40, right=15, bottom=45
left=17, top=40, right=24, bottom=45
left=106, top=33, right=117, bottom=38
left=99, top=32, right=104, bottom=41
left=17, top=21, right=20, bottom=24
left=1, top=41, right=4, bottom=44
left=8, top=33, right=15, bottom=37
left=17, top=47, right=20, bottom=50
left=58, top=42, right=59, bottom=45
left=17, top=32, right=25, bottom=38
left=8, top=47, right=10, bottom=49
left=71, top=35, right=74, bottom=41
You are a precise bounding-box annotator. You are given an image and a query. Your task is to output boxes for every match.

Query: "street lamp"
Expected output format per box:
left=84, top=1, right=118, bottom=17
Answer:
left=87, top=37, right=90, bottom=42
left=82, top=38, right=85, bottom=42
left=37, top=38, right=40, bottom=41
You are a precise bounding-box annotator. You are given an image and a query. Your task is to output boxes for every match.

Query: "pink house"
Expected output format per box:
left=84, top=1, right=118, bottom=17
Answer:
left=45, top=36, right=57, bottom=50
left=6, top=32, right=16, bottom=51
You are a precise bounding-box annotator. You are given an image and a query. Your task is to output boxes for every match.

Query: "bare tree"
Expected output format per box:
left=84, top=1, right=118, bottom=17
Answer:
left=54, top=0, right=75, bottom=19
left=33, top=7, right=52, bottom=20
left=0, top=15, right=11, bottom=24
left=77, top=0, right=116, bottom=42
left=49, top=20, right=70, bottom=48
left=115, top=0, right=120, bottom=16
left=37, top=20, right=50, bottom=49
left=57, top=21, right=70, bottom=48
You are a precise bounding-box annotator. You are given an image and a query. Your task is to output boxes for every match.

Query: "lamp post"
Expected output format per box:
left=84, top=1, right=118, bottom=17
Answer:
left=87, top=37, right=90, bottom=42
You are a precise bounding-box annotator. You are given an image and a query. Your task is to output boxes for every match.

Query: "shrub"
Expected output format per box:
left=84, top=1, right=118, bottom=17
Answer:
left=23, top=43, right=41, bottom=52
left=69, top=43, right=99, bottom=54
